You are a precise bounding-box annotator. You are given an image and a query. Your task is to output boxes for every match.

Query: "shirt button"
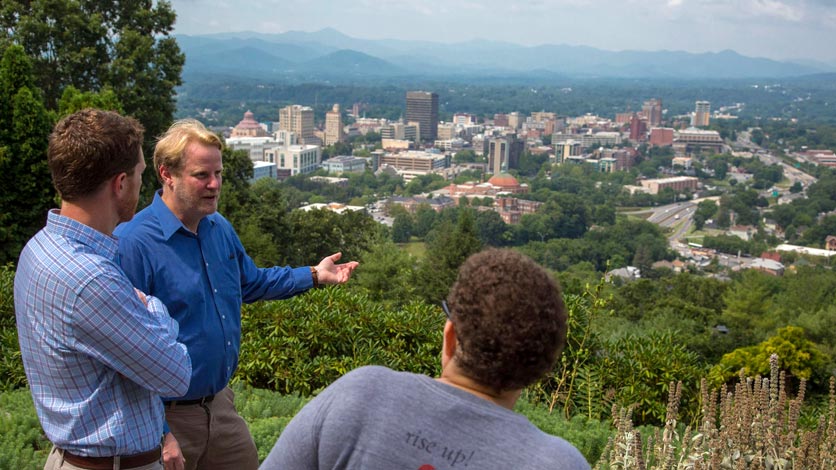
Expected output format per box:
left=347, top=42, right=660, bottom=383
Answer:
left=214, top=289, right=217, bottom=293
left=227, top=341, right=231, bottom=346
left=222, top=315, right=226, bottom=319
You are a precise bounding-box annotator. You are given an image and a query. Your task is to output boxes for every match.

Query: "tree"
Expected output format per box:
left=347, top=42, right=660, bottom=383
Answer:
left=693, top=199, right=718, bottom=230
left=709, top=326, right=829, bottom=391
left=2, top=0, right=185, bottom=201
left=391, top=213, right=413, bottom=243
left=414, top=209, right=482, bottom=303
left=0, top=45, right=53, bottom=264
left=234, top=178, right=290, bottom=266
left=283, top=209, right=384, bottom=267
left=57, top=85, right=122, bottom=116
left=217, top=147, right=254, bottom=229
left=475, top=210, right=509, bottom=246
left=352, top=240, right=417, bottom=305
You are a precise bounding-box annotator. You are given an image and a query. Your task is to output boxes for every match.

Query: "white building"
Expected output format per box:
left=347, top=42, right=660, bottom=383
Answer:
left=265, top=144, right=321, bottom=176
left=250, top=161, right=277, bottom=183
left=321, top=155, right=366, bottom=174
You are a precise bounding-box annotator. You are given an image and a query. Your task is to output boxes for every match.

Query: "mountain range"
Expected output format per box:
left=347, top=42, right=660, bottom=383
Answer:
left=176, top=28, right=834, bottom=82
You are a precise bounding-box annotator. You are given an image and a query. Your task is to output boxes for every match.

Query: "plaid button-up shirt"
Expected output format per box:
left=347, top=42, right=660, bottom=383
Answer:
left=14, top=210, right=191, bottom=457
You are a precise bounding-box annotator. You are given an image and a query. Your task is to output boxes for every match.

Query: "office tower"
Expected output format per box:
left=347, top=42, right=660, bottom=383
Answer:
left=487, top=135, right=523, bottom=174
left=279, top=104, right=315, bottom=143
left=405, top=91, right=439, bottom=141
left=324, top=104, right=344, bottom=146
left=642, top=99, right=662, bottom=127
left=508, top=112, right=523, bottom=130
left=629, top=114, right=648, bottom=141
left=493, top=113, right=509, bottom=127
left=693, top=101, right=710, bottom=127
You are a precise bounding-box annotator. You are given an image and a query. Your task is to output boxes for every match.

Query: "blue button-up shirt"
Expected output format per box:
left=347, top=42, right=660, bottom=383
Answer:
left=115, top=191, right=313, bottom=400
left=14, top=210, right=191, bottom=457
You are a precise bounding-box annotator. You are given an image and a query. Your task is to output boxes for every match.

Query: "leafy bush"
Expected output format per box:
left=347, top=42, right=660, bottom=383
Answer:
left=232, top=384, right=310, bottom=462
left=708, top=326, right=830, bottom=393
left=583, top=332, right=705, bottom=427
left=236, top=287, right=443, bottom=395
left=0, top=264, right=26, bottom=391
left=516, top=398, right=611, bottom=464
left=0, top=388, right=49, bottom=470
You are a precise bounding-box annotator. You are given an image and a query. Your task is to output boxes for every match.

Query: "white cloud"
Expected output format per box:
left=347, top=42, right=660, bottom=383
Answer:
left=747, top=0, right=803, bottom=21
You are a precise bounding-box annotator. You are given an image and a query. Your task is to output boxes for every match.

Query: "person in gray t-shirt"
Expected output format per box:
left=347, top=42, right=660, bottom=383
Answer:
left=261, top=248, right=590, bottom=470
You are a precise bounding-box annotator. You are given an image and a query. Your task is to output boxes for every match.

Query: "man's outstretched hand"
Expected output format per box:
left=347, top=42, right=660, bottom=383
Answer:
left=315, top=252, right=359, bottom=285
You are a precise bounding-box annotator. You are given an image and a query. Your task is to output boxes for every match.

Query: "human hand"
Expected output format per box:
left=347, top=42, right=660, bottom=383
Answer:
left=135, top=288, right=148, bottom=306
left=163, top=432, right=185, bottom=470
left=315, top=252, right=359, bottom=285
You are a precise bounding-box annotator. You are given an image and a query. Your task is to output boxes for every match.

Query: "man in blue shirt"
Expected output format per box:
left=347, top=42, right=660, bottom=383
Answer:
left=115, top=119, right=358, bottom=470
left=15, top=109, right=192, bottom=470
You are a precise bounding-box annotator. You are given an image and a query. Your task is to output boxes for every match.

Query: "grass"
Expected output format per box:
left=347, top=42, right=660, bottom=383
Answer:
left=398, top=239, right=427, bottom=259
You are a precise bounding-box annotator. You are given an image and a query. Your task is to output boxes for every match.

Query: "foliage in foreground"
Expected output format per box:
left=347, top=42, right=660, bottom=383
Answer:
left=236, top=287, right=443, bottom=395
left=0, top=384, right=608, bottom=467
left=596, top=355, right=836, bottom=469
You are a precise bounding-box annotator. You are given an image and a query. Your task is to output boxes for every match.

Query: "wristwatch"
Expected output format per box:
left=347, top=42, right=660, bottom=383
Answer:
left=310, top=266, right=320, bottom=288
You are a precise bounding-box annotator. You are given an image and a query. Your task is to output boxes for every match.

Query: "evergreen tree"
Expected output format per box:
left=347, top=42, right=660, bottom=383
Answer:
left=0, top=45, right=53, bottom=264
left=415, top=209, right=483, bottom=303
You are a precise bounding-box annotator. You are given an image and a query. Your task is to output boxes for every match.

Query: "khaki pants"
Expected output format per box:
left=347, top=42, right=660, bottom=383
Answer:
left=44, top=447, right=162, bottom=470
left=165, top=386, right=258, bottom=470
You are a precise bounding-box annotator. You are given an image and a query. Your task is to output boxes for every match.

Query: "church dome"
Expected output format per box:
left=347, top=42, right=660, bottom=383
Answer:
left=488, top=173, right=520, bottom=189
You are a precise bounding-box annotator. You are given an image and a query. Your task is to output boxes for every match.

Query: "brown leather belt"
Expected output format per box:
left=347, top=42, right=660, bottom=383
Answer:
left=164, top=393, right=215, bottom=408
left=61, top=446, right=161, bottom=469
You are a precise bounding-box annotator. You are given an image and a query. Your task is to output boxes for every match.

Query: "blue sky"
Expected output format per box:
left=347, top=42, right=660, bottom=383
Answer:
left=169, top=0, right=836, bottom=63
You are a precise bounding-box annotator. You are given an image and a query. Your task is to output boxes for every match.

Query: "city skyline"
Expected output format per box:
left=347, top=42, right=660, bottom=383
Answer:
left=169, top=0, right=836, bottom=64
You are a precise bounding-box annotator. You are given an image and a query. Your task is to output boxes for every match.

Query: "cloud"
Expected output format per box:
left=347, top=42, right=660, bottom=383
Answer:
left=747, top=0, right=803, bottom=21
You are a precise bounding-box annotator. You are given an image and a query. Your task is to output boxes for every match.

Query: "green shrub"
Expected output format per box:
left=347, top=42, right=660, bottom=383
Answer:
left=709, top=326, right=830, bottom=392
left=232, top=383, right=310, bottom=461
left=0, top=264, right=26, bottom=391
left=236, top=287, right=443, bottom=395
left=0, top=388, right=49, bottom=469
left=516, top=398, right=611, bottom=464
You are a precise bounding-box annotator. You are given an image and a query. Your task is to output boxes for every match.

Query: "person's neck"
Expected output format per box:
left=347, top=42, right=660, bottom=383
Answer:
left=160, top=191, right=200, bottom=233
left=59, top=199, right=117, bottom=236
left=436, top=370, right=521, bottom=410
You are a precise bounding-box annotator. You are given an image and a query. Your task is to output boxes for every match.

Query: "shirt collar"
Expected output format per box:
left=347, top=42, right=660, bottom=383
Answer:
left=46, top=209, right=119, bottom=261
left=150, top=190, right=216, bottom=240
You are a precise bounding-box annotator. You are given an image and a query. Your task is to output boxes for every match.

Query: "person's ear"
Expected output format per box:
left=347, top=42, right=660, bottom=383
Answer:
left=111, top=172, right=128, bottom=196
left=442, top=321, right=457, bottom=363
left=159, top=165, right=173, bottom=187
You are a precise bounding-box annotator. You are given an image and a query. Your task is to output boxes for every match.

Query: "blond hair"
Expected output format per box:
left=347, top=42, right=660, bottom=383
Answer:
left=153, top=119, right=222, bottom=181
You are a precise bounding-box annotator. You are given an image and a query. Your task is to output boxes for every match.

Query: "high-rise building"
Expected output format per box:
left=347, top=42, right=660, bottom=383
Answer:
left=642, top=99, right=662, bottom=127
left=629, top=114, right=648, bottom=142
left=649, top=127, right=674, bottom=147
left=279, top=104, right=315, bottom=144
left=405, top=91, right=439, bottom=142
left=693, top=101, right=711, bottom=127
left=324, top=104, right=344, bottom=146
left=508, top=112, right=523, bottom=130
left=487, top=135, right=523, bottom=174
left=437, top=123, right=457, bottom=140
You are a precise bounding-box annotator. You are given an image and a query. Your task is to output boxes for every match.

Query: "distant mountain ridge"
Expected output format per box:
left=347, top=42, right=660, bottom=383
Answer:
left=177, top=28, right=832, bottom=82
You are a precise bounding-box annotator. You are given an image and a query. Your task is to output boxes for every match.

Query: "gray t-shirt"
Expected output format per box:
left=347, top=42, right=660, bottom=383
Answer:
left=260, top=365, right=590, bottom=470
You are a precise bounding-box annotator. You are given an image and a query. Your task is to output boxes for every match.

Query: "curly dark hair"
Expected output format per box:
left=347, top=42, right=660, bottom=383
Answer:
left=446, top=248, right=567, bottom=392
left=48, top=108, right=144, bottom=201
